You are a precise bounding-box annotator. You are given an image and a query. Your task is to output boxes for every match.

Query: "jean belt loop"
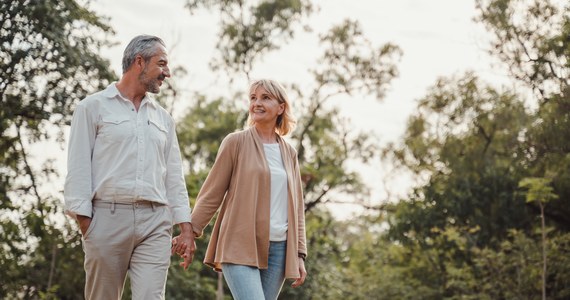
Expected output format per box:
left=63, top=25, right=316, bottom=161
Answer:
left=111, top=199, right=116, bottom=214
left=151, top=201, right=155, bottom=212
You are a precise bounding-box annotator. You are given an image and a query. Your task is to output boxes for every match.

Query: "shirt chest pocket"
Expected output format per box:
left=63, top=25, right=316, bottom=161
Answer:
left=148, top=118, right=168, bottom=148
left=99, top=116, right=132, bottom=142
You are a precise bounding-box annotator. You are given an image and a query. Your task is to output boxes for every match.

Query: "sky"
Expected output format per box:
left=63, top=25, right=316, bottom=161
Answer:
left=51, top=0, right=513, bottom=219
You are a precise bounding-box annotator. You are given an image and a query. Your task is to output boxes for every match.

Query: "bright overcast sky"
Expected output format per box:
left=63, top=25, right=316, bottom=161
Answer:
left=71, top=0, right=512, bottom=218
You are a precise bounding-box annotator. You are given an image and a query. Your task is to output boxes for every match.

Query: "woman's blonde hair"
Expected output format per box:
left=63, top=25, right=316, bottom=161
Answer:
left=247, top=79, right=296, bottom=136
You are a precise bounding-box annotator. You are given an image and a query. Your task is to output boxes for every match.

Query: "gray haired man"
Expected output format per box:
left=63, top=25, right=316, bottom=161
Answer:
left=64, top=35, right=195, bottom=299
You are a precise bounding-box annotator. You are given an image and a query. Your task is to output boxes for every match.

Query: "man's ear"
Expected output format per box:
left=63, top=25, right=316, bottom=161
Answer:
left=134, top=55, right=145, bottom=70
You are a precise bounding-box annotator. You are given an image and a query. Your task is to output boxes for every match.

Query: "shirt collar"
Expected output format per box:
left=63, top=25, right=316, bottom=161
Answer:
left=102, top=82, right=158, bottom=109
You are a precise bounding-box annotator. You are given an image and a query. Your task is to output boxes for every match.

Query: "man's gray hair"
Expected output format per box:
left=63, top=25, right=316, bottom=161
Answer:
left=122, top=35, right=166, bottom=73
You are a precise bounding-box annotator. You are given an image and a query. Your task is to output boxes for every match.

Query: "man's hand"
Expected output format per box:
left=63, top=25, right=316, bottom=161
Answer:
left=171, top=222, right=196, bottom=270
left=76, top=215, right=92, bottom=236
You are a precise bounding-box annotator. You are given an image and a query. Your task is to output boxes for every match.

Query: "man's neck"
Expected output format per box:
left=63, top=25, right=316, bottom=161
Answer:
left=116, top=78, right=146, bottom=110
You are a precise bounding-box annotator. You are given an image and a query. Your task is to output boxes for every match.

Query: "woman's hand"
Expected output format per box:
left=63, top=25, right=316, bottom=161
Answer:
left=291, top=257, right=307, bottom=288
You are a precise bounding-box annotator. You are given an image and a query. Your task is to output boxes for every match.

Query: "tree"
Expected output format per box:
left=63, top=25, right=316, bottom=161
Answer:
left=385, top=73, right=533, bottom=247
left=376, top=1, right=570, bottom=297
left=476, top=0, right=570, bottom=229
left=0, top=0, right=115, bottom=297
left=519, top=177, right=559, bottom=300
left=179, top=0, right=402, bottom=215
left=294, top=19, right=401, bottom=211
left=185, top=0, right=314, bottom=79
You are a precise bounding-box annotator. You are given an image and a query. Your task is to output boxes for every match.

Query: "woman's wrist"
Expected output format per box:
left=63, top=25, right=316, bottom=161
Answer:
left=298, top=253, right=306, bottom=261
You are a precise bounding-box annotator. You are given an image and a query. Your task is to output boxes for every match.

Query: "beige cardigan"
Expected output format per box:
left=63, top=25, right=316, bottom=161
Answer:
left=190, top=127, right=307, bottom=278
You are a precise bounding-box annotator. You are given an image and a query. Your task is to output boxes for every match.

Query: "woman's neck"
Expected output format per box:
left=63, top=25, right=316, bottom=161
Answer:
left=254, top=126, right=278, bottom=144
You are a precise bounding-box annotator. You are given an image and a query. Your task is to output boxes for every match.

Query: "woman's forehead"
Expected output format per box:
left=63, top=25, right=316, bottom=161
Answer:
left=251, top=85, right=270, bottom=95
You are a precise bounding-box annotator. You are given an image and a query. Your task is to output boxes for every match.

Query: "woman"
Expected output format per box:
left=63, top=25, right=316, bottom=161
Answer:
left=185, top=79, right=307, bottom=299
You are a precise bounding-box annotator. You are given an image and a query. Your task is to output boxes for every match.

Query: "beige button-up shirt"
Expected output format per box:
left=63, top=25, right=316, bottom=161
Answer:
left=64, top=83, right=190, bottom=224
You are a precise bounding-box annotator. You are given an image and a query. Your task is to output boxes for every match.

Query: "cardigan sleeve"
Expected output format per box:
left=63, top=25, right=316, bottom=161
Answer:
left=293, top=147, right=308, bottom=257
left=190, top=133, right=238, bottom=237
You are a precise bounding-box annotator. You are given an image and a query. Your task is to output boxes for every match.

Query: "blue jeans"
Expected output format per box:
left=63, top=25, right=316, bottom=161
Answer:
left=222, top=241, right=287, bottom=300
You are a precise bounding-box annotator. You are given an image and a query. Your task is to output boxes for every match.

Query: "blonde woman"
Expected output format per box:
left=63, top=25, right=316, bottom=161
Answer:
left=178, top=79, right=307, bottom=299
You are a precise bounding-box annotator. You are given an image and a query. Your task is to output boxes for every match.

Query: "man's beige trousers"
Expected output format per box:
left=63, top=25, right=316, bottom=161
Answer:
left=82, top=201, right=172, bottom=300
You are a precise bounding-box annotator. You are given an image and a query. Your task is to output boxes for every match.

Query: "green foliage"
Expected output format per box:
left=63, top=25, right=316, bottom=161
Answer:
left=0, top=0, right=115, bottom=297
left=462, top=230, right=570, bottom=300
left=185, top=0, right=314, bottom=77
left=178, top=94, right=247, bottom=173
left=178, top=3, right=402, bottom=212
left=165, top=248, right=226, bottom=300
left=313, top=19, right=402, bottom=99
left=386, top=73, right=533, bottom=247
left=476, top=0, right=569, bottom=99
left=280, top=209, right=347, bottom=299
left=477, top=0, right=570, bottom=229
left=519, top=177, right=559, bottom=205
left=378, top=1, right=570, bottom=298
left=525, top=89, right=570, bottom=229
left=2, top=0, right=569, bottom=299
left=293, top=19, right=401, bottom=210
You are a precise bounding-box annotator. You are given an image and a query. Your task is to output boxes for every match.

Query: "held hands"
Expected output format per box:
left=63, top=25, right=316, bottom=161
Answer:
left=171, top=222, right=196, bottom=270
left=291, top=257, right=307, bottom=288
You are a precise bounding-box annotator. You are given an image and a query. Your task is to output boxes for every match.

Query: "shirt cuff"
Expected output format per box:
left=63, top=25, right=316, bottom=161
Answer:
left=171, top=206, right=191, bottom=225
left=65, top=199, right=93, bottom=219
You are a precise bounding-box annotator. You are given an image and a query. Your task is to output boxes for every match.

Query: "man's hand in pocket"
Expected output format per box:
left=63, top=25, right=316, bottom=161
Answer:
left=77, top=215, right=92, bottom=236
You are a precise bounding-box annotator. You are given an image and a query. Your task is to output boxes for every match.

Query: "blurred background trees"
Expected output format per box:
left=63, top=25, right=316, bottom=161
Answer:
left=1, top=0, right=569, bottom=299
left=0, top=0, right=115, bottom=298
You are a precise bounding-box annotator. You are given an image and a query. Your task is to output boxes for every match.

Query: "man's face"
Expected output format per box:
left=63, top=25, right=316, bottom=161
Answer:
left=138, top=45, right=170, bottom=94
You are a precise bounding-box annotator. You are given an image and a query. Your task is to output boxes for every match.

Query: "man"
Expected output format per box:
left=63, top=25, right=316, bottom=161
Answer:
left=64, top=35, right=195, bottom=300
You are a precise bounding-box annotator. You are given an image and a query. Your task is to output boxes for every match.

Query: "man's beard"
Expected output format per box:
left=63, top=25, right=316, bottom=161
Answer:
left=139, top=68, right=165, bottom=94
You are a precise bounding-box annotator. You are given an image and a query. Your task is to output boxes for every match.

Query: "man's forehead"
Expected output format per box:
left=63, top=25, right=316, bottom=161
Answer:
left=153, top=46, right=168, bottom=61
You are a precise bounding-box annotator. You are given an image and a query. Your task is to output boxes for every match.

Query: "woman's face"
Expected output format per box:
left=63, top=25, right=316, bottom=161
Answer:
left=249, top=86, right=284, bottom=127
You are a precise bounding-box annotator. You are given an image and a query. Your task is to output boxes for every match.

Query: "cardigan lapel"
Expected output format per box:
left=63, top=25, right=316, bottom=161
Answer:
left=249, top=127, right=268, bottom=162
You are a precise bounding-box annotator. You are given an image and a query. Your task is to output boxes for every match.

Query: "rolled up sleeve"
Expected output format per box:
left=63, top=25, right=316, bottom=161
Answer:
left=64, top=103, right=96, bottom=219
left=165, top=121, right=191, bottom=224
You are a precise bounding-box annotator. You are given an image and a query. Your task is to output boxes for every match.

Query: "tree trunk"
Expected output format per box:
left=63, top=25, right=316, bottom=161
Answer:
left=216, top=272, right=224, bottom=300
left=540, top=201, right=547, bottom=300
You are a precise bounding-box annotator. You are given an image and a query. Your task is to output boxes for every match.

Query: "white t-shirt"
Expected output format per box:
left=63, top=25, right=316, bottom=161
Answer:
left=263, top=143, right=288, bottom=241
